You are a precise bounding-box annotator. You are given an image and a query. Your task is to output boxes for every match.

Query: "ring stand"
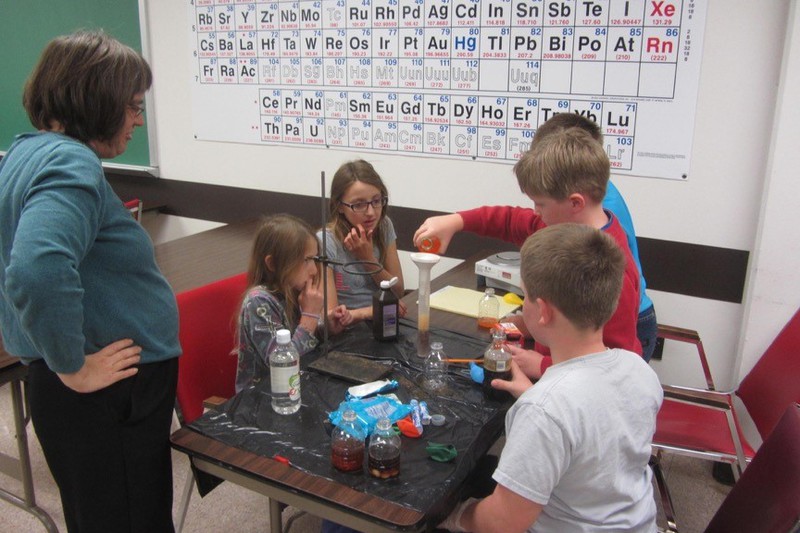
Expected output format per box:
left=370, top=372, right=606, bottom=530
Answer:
left=314, top=171, right=383, bottom=356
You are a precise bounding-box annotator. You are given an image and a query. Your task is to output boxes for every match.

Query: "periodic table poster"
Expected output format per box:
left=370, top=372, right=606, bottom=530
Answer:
left=188, top=0, right=707, bottom=180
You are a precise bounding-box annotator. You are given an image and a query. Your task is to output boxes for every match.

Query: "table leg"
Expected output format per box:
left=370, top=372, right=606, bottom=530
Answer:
left=0, top=379, right=59, bottom=533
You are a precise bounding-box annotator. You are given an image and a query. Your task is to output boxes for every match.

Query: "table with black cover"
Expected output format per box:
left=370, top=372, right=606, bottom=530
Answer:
left=171, top=320, right=508, bottom=533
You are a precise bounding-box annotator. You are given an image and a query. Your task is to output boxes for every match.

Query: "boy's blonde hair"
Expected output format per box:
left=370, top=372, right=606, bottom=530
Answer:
left=532, top=113, right=603, bottom=146
left=514, top=128, right=609, bottom=203
left=521, top=223, right=624, bottom=330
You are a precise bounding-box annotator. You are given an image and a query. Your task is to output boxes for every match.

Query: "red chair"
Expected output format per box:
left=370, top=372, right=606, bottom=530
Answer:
left=652, top=309, right=800, bottom=532
left=704, top=404, right=800, bottom=533
left=173, top=272, right=248, bottom=530
left=123, top=198, right=143, bottom=222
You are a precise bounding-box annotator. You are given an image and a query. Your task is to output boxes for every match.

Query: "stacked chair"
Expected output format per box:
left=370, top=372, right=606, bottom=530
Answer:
left=651, top=309, right=800, bottom=532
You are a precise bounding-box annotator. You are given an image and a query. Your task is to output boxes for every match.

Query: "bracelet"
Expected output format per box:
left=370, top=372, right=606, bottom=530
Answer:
left=301, top=312, right=321, bottom=321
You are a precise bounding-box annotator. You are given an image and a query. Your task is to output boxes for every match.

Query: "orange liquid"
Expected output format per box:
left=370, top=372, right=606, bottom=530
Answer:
left=417, top=236, right=441, bottom=254
left=477, top=316, right=499, bottom=329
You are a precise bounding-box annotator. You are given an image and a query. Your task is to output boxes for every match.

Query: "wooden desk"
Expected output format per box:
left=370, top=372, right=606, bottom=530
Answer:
left=0, top=340, right=58, bottom=532
left=401, top=250, right=499, bottom=343
left=154, top=218, right=259, bottom=293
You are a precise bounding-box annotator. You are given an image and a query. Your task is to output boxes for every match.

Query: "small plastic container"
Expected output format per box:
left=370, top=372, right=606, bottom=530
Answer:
left=417, top=236, right=441, bottom=254
left=497, top=322, right=523, bottom=348
left=431, top=414, right=446, bottom=426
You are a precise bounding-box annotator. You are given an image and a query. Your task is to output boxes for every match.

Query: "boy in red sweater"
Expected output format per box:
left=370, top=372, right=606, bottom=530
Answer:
left=414, top=128, right=641, bottom=378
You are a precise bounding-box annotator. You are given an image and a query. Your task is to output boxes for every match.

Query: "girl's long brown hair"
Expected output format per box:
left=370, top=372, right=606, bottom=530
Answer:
left=327, top=159, right=390, bottom=262
left=246, top=214, right=318, bottom=322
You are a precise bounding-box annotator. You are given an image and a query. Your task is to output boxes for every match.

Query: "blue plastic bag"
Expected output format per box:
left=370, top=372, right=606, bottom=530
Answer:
left=329, top=394, right=413, bottom=435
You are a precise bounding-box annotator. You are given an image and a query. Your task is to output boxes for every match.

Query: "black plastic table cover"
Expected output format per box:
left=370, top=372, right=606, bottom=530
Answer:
left=187, top=320, right=509, bottom=523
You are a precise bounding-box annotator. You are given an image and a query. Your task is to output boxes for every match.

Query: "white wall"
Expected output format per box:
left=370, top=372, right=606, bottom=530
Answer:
left=142, top=0, right=798, bottom=389
left=736, top=1, right=800, bottom=380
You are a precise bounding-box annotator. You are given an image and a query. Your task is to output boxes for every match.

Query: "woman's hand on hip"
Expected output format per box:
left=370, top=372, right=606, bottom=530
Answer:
left=57, top=339, right=141, bottom=393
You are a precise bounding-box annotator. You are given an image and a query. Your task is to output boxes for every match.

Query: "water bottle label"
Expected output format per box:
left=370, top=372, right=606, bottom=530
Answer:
left=495, top=360, right=508, bottom=372
left=271, top=366, right=300, bottom=400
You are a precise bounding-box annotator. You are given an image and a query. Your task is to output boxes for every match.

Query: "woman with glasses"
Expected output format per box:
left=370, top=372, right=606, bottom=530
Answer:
left=318, top=159, right=406, bottom=325
left=0, top=31, right=179, bottom=532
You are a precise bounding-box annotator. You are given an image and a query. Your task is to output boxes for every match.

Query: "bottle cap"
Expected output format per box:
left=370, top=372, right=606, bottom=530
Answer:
left=276, top=329, right=291, bottom=344
left=431, top=414, right=446, bottom=426
left=380, top=276, right=398, bottom=290
left=430, top=341, right=443, bottom=350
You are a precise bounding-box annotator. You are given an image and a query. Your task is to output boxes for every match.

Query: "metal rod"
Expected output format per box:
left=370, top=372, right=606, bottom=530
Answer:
left=321, top=171, right=329, bottom=356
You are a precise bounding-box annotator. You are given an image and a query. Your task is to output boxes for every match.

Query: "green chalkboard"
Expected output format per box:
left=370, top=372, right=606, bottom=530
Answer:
left=0, top=0, right=151, bottom=168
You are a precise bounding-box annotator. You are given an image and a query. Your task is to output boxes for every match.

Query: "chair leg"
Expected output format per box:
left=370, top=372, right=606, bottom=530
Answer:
left=650, top=454, right=679, bottom=533
left=283, top=507, right=307, bottom=533
left=175, top=468, right=195, bottom=533
left=269, top=497, right=283, bottom=533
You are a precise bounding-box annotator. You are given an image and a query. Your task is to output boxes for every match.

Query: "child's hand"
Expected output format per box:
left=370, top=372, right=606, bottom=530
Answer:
left=298, top=276, right=324, bottom=316
left=327, top=305, right=353, bottom=334
left=413, top=214, right=464, bottom=254
left=343, top=224, right=376, bottom=261
left=489, top=359, right=533, bottom=399
left=398, top=299, right=408, bottom=318
left=508, top=345, right=545, bottom=380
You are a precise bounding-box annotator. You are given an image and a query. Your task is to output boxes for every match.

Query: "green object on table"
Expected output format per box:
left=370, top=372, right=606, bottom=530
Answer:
left=426, top=442, right=458, bottom=462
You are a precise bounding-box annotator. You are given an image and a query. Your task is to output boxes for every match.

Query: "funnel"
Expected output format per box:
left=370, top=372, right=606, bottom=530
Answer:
left=410, top=252, right=440, bottom=357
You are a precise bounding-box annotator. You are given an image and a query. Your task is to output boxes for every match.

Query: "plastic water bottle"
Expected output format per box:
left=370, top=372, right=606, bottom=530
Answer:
left=269, top=329, right=301, bottom=414
left=423, top=341, right=449, bottom=390
left=483, top=328, right=512, bottom=402
left=478, top=288, right=500, bottom=329
left=331, top=409, right=366, bottom=472
left=369, top=418, right=401, bottom=478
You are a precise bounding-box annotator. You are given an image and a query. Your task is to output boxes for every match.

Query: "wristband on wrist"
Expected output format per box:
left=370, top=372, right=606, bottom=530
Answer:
left=301, top=312, right=321, bottom=321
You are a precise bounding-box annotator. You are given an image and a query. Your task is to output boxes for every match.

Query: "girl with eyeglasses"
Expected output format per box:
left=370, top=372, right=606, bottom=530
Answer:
left=319, top=159, right=406, bottom=325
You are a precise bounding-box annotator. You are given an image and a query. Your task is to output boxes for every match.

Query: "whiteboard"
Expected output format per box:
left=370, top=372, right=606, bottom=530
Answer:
left=187, top=0, right=707, bottom=180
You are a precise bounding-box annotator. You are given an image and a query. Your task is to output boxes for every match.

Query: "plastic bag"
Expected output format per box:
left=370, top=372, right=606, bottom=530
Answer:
left=329, top=394, right=413, bottom=435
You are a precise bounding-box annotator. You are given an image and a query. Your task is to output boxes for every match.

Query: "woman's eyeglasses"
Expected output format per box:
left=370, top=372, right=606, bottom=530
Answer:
left=128, top=102, right=146, bottom=117
left=339, top=196, right=388, bottom=213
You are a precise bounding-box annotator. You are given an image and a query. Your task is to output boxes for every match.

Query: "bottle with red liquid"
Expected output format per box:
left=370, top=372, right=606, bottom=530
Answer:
left=477, top=287, right=500, bottom=329
left=417, top=236, right=441, bottom=254
left=331, top=409, right=366, bottom=472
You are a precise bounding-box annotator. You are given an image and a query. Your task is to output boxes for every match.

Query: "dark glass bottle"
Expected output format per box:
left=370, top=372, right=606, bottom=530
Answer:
left=373, top=276, right=399, bottom=341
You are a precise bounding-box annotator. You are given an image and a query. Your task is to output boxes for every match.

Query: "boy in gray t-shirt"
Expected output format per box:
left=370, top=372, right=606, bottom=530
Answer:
left=441, top=224, right=663, bottom=532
